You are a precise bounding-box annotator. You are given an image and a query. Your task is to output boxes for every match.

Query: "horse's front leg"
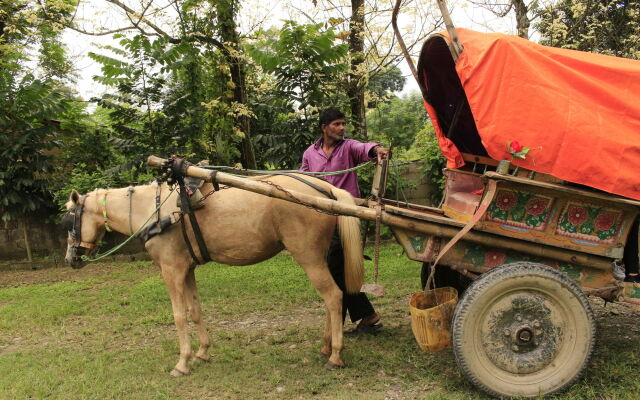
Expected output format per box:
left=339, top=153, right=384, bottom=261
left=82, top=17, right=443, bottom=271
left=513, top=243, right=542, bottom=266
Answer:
left=323, top=285, right=344, bottom=368
left=161, top=265, right=192, bottom=376
left=321, top=312, right=332, bottom=357
left=304, top=267, right=344, bottom=367
left=185, top=267, right=210, bottom=362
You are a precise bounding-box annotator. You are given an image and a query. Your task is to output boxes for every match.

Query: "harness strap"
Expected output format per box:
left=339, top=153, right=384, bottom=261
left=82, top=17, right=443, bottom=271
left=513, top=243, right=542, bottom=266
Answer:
left=174, top=158, right=211, bottom=265
left=180, top=213, right=201, bottom=264
left=155, top=184, right=162, bottom=225
left=138, top=214, right=178, bottom=243
left=209, top=170, right=220, bottom=191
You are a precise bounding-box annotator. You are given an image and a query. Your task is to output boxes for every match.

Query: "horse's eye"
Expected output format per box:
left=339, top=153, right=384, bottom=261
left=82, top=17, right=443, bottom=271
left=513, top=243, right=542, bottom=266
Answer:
left=60, top=213, right=74, bottom=231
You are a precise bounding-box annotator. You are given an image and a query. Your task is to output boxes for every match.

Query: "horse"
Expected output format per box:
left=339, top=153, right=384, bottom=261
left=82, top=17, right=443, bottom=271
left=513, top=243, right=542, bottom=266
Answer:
left=62, top=174, right=364, bottom=376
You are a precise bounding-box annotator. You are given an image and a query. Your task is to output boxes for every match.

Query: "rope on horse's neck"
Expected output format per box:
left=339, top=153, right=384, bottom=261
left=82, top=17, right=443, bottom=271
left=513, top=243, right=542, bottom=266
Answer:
left=199, top=162, right=373, bottom=177
left=127, top=186, right=135, bottom=235
left=81, top=186, right=176, bottom=262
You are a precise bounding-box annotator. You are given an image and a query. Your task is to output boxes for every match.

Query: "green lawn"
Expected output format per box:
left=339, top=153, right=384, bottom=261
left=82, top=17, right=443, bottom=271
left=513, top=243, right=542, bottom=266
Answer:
left=1, top=243, right=640, bottom=399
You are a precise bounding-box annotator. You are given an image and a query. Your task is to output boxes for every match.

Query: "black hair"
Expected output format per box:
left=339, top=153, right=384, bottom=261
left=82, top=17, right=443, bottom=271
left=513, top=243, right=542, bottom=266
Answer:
left=319, top=107, right=345, bottom=129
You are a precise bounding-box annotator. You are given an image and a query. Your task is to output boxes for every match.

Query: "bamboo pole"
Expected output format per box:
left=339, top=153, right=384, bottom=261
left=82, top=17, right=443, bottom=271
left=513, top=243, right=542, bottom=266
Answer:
left=147, top=156, right=613, bottom=270
left=436, top=0, right=463, bottom=59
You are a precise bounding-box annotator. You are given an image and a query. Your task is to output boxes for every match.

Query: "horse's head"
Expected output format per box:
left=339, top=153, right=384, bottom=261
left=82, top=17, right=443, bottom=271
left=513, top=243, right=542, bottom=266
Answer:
left=62, top=189, right=105, bottom=269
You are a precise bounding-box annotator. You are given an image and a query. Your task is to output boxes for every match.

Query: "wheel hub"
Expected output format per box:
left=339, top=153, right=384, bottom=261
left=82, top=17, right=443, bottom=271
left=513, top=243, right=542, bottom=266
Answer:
left=502, top=315, right=543, bottom=353
left=482, top=293, right=562, bottom=374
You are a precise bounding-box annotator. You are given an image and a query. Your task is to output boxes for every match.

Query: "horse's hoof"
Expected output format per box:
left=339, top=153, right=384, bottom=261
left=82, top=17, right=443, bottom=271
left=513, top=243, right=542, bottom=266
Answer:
left=170, top=368, right=189, bottom=377
left=195, top=355, right=210, bottom=363
left=324, top=360, right=344, bottom=370
left=320, top=347, right=331, bottom=357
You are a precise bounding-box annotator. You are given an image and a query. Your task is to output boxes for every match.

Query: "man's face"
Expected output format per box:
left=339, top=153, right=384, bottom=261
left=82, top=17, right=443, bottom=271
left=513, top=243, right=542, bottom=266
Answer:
left=322, top=118, right=347, bottom=142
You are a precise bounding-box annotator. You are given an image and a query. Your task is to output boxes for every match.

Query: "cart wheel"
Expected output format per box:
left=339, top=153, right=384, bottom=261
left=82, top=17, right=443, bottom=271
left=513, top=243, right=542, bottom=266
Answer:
left=452, top=262, right=595, bottom=398
left=420, top=262, right=469, bottom=293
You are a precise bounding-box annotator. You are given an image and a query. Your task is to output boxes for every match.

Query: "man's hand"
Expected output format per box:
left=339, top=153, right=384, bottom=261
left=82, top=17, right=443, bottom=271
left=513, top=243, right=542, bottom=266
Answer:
left=375, top=146, right=391, bottom=163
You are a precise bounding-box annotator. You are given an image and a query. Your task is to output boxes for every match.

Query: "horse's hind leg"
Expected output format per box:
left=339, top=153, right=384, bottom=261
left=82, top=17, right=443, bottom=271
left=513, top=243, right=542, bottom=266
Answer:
left=185, top=267, right=210, bottom=362
left=160, top=264, right=192, bottom=376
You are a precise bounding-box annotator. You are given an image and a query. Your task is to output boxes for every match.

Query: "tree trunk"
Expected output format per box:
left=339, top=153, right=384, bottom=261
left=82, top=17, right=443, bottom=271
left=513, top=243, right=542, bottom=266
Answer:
left=21, top=216, right=33, bottom=263
left=348, top=0, right=367, bottom=139
left=216, top=0, right=257, bottom=169
left=513, top=0, right=531, bottom=39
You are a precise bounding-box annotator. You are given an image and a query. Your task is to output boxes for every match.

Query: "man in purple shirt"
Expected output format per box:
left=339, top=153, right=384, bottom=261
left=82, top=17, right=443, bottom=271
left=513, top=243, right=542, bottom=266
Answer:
left=300, top=107, right=390, bottom=332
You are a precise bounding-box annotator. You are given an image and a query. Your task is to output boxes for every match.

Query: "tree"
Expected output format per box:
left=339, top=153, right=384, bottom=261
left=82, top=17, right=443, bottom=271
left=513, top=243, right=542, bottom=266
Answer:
left=537, top=0, right=640, bottom=59
left=64, top=0, right=257, bottom=168
left=0, top=0, right=77, bottom=260
left=248, top=21, right=349, bottom=168
left=348, top=0, right=367, bottom=138
left=366, top=92, right=427, bottom=150
left=216, top=0, right=256, bottom=168
left=303, top=0, right=439, bottom=137
left=366, top=65, right=405, bottom=108
left=469, top=0, right=539, bottom=39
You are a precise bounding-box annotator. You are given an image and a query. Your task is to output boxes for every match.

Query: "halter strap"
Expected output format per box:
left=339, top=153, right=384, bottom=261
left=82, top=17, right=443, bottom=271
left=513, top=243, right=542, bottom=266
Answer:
left=101, top=190, right=113, bottom=232
left=70, top=194, right=97, bottom=251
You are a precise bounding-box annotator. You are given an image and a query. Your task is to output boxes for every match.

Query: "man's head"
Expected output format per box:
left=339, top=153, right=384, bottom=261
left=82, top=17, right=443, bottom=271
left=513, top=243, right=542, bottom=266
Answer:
left=319, top=107, right=346, bottom=143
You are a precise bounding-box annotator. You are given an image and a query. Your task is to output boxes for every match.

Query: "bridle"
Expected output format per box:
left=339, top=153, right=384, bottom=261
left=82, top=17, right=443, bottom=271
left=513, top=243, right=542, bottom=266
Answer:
left=63, top=194, right=98, bottom=263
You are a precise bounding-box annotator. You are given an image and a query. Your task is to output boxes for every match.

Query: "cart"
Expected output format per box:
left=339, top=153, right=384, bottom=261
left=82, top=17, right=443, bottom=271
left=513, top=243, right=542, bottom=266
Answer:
left=146, top=26, right=640, bottom=399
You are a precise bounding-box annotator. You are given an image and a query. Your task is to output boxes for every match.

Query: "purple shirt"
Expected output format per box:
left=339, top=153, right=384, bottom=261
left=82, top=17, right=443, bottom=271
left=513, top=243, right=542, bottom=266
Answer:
left=300, top=138, right=378, bottom=198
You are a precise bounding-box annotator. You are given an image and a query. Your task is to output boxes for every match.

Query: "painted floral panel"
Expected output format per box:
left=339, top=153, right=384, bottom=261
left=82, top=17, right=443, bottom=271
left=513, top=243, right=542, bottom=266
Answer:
left=556, top=202, right=623, bottom=244
left=486, top=189, right=553, bottom=231
left=459, top=243, right=603, bottom=286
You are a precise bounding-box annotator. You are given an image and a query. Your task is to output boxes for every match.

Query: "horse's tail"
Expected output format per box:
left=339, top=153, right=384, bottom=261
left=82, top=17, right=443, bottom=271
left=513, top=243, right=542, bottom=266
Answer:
left=330, top=187, right=364, bottom=294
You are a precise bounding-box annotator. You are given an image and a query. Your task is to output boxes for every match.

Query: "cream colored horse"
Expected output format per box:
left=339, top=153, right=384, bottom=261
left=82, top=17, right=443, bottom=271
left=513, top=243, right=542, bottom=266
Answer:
left=63, top=175, right=364, bottom=375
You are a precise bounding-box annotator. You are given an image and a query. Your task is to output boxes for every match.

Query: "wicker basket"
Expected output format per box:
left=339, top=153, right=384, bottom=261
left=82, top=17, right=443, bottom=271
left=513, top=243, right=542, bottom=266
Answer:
left=409, top=287, right=458, bottom=352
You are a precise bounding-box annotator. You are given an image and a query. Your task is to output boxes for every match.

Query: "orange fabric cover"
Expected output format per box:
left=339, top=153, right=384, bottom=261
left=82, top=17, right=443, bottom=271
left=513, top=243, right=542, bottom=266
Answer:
left=429, top=29, right=640, bottom=200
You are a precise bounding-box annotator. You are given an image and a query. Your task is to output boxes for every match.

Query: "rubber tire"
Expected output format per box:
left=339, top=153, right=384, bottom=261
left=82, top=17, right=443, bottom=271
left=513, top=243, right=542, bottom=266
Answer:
left=452, top=262, right=595, bottom=398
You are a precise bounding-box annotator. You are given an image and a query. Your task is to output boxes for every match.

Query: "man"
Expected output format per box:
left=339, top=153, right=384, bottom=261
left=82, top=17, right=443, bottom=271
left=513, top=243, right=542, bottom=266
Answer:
left=300, top=107, right=390, bottom=332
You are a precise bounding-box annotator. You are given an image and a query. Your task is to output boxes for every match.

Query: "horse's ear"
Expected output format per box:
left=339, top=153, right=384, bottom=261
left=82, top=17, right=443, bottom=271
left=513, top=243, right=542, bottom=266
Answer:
left=69, top=189, right=80, bottom=205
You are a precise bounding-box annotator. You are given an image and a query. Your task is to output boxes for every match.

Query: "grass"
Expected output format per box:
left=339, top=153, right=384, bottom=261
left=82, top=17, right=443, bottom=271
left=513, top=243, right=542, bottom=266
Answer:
left=2, top=243, right=640, bottom=399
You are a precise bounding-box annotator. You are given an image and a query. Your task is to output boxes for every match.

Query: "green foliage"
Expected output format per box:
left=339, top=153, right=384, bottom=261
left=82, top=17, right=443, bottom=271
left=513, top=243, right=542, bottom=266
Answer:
left=51, top=164, right=120, bottom=212
left=0, top=76, right=69, bottom=222
left=248, top=22, right=350, bottom=168
left=366, top=66, right=406, bottom=108
left=89, top=35, right=175, bottom=166
left=0, top=0, right=77, bottom=222
left=248, top=22, right=349, bottom=110
left=537, top=0, right=640, bottom=59
left=366, top=92, right=428, bottom=150
left=409, top=125, right=446, bottom=205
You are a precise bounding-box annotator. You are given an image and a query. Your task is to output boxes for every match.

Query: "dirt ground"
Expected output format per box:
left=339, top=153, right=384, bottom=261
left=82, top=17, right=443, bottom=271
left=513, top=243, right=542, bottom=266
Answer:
left=0, top=263, right=136, bottom=288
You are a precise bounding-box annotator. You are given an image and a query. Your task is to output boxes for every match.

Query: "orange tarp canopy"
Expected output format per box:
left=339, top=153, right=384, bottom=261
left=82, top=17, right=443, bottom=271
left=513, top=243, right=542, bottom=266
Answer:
left=418, top=29, right=640, bottom=200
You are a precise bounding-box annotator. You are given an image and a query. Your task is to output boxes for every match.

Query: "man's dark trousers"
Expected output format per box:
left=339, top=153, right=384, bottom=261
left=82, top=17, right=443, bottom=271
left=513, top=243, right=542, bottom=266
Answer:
left=326, top=231, right=375, bottom=322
